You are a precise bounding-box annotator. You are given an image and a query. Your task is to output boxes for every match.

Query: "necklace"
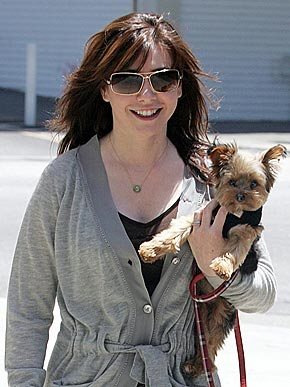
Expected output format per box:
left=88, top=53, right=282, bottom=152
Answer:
left=109, top=135, right=168, bottom=193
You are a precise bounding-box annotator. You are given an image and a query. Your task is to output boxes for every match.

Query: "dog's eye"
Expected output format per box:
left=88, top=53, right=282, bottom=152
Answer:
left=229, top=179, right=237, bottom=187
left=250, top=180, right=258, bottom=189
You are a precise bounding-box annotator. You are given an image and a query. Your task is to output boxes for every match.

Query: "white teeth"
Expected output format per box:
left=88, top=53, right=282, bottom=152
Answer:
left=134, top=109, right=158, bottom=117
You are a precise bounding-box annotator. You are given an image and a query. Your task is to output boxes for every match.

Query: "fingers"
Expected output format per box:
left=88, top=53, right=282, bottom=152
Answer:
left=192, top=210, right=202, bottom=227
left=212, top=206, right=228, bottom=230
left=191, top=200, right=208, bottom=227
left=191, top=199, right=228, bottom=233
left=200, top=199, right=228, bottom=230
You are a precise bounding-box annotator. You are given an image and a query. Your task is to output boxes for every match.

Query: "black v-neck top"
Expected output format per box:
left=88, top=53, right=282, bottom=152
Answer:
left=119, top=198, right=180, bottom=296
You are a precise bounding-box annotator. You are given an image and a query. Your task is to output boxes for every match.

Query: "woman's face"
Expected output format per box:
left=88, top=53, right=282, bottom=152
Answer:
left=101, top=43, right=182, bottom=139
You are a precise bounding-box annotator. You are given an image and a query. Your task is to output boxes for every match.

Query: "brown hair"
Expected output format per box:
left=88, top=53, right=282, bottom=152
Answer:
left=47, top=12, right=217, bottom=181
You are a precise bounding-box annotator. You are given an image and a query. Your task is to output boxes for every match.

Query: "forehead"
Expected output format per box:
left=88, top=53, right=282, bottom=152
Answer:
left=130, top=43, right=172, bottom=72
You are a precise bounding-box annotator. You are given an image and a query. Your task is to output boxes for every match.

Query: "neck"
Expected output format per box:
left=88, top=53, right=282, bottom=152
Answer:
left=108, top=131, right=169, bottom=168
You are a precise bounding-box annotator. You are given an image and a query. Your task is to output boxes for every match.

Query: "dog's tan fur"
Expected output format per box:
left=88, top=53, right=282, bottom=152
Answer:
left=139, top=143, right=286, bottom=377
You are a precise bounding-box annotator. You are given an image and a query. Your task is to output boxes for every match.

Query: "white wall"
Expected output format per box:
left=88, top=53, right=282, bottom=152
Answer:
left=0, top=0, right=133, bottom=97
left=180, top=0, right=290, bottom=120
left=0, top=0, right=289, bottom=121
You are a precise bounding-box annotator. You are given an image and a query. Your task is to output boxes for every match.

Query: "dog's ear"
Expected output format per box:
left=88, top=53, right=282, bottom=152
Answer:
left=259, top=144, right=287, bottom=191
left=208, top=143, right=238, bottom=178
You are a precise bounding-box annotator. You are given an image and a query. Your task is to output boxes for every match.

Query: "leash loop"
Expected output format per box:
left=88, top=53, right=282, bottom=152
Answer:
left=190, top=270, right=239, bottom=302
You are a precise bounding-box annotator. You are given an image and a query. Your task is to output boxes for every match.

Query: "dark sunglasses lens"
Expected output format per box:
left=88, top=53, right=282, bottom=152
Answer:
left=151, top=70, right=179, bottom=92
left=111, top=74, right=142, bottom=94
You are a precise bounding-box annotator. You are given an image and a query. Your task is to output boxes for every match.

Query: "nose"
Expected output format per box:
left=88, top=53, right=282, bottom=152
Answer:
left=137, top=79, right=157, bottom=100
left=236, top=193, right=245, bottom=202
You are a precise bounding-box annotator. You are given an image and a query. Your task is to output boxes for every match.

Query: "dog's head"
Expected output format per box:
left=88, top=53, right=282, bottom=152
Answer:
left=207, top=143, right=287, bottom=215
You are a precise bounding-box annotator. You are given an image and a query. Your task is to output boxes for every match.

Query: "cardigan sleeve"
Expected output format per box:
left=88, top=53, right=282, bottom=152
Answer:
left=5, top=163, right=61, bottom=387
left=205, top=236, right=277, bottom=313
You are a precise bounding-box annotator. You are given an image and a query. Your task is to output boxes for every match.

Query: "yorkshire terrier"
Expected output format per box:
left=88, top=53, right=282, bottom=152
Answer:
left=139, top=142, right=287, bottom=378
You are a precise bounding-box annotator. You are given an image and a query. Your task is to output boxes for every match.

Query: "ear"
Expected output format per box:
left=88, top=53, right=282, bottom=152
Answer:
left=207, top=143, right=238, bottom=178
left=100, top=85, right=110, bottom=102
left=259, top=144, right=287, bottom=191
left=177, top=82, right=182, bottom=99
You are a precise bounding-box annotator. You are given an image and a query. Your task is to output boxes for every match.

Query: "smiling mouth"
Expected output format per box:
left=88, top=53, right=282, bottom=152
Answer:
left=131, top=108, right=162, bottom=119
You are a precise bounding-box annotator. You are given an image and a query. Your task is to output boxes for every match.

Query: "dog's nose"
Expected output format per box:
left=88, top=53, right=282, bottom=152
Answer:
left=236, top=193, right=245, bottom=202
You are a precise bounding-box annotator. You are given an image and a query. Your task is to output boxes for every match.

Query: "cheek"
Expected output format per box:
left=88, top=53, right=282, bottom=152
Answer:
left=103, top=92, right=129, bottom=113
left=166, top=93, right=180, bottom=116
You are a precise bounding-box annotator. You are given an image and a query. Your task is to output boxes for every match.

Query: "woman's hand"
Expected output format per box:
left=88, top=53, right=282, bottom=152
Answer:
left=187, top=199, right=228, bottom=277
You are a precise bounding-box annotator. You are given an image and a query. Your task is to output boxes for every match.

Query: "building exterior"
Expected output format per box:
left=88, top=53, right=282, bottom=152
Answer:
left=0, top=0, right=289, bottom=122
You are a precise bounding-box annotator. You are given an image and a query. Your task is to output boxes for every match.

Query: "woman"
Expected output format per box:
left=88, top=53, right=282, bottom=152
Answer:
left=5, top=12, right=276, bottom=387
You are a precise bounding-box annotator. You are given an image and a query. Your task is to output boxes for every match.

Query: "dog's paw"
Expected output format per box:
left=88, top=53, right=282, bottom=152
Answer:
left=139, top=239, right=178, bottom=262
left=138, top=245, right=159, bottom=263
left=210, top=254, right=234, bottom=280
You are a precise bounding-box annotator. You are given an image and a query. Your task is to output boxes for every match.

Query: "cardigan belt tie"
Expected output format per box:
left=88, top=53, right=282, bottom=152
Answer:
left=104, top=342, right=181, bottom=386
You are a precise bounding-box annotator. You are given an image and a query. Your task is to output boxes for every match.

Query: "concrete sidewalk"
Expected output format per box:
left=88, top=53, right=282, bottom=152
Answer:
left=1, top=296, right=290, bottom=386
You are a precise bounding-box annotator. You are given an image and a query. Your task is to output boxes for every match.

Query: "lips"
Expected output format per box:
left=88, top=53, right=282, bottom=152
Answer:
left=131, top=108, right=162, bottom=119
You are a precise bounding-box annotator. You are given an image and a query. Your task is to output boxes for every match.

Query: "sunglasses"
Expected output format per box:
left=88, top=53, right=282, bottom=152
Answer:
left=105, top=69, right=182, bottom=95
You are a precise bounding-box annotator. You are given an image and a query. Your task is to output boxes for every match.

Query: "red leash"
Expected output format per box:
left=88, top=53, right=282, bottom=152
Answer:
left=190, top=270, right=247, bottom=387
left=234, top=313, right=247, bottom=387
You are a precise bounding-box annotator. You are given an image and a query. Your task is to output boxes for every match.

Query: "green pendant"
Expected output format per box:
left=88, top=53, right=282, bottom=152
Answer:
left=133, top=184, right=142, bottom=193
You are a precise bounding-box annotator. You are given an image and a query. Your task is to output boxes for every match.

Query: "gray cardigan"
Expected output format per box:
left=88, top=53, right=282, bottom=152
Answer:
left=5, top=135, right=276, bottom=387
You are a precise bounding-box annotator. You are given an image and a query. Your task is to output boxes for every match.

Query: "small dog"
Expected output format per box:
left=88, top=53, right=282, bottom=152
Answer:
left=139, top=142, right=286, bottom=377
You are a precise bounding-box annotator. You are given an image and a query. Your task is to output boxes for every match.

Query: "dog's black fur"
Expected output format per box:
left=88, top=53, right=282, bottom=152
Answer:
left=212, top=205, right=262, bottom=275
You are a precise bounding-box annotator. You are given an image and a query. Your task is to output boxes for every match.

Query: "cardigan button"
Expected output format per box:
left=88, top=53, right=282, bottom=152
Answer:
left=143, top=304, right=153, bottom=314
left=172, top=256, right=180, bottom=265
